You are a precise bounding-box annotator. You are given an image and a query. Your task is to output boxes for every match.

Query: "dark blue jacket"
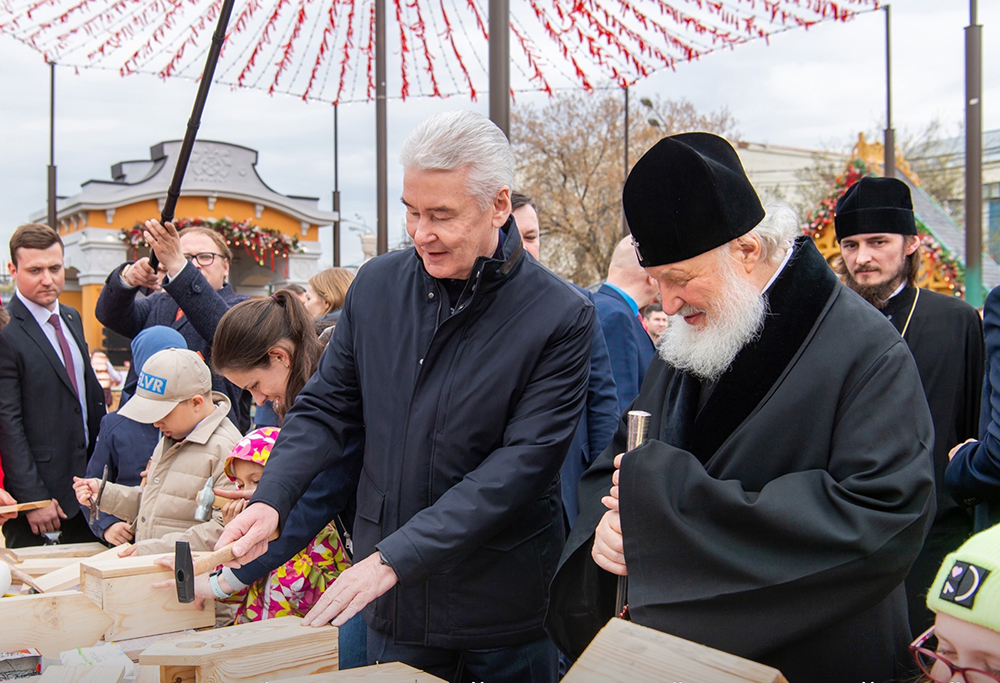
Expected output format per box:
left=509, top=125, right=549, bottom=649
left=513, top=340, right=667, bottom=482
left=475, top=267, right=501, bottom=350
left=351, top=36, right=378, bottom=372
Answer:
left=251, top=222, right=594, bottom=649
left=95, top=263, right=252, bottom=432
left=948, top=283, right=1000, bottom=530
left=563, top=285, right=618, bottom=526
left=85, top=412, right=160, bottom=540
left=593, top=284, right=655, bottom=413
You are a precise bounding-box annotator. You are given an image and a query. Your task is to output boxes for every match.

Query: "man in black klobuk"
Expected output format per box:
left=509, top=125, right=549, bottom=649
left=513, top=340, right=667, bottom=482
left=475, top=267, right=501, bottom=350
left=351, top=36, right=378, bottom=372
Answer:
left=835, top=176, right=984, bottom=636
left=546, top=133, right=936, bottom=683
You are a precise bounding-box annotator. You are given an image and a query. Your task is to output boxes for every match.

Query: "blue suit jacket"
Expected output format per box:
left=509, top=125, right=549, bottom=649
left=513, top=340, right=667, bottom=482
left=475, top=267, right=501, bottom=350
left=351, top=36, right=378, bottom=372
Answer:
left=593, top=284, right=655, bottom=414
left=948, top=283, right=1000, bottom=530
left=562, top=286, right=619, bottom=526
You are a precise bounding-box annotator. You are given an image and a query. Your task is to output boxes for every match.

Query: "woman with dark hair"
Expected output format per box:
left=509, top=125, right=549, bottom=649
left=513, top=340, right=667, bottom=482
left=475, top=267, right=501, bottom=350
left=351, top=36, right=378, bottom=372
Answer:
left=206, top=289, right=367, bottom=667
left=212, top=289, right=322, bottom=419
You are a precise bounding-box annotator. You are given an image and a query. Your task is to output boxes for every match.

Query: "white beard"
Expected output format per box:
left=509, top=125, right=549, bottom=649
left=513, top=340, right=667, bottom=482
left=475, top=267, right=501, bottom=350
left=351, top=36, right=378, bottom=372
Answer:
left=656, top=257, right=768, bottom=382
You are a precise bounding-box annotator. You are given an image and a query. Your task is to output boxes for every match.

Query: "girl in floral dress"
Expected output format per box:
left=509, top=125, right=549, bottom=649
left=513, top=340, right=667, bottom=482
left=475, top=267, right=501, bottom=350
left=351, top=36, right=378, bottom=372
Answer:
left=220, top=427, right=351, bottom=622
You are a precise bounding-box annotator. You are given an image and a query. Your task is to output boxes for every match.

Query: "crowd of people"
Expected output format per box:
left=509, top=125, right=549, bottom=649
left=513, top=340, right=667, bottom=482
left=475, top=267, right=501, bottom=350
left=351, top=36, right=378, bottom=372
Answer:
left=1, top=110, right=999, bottom=682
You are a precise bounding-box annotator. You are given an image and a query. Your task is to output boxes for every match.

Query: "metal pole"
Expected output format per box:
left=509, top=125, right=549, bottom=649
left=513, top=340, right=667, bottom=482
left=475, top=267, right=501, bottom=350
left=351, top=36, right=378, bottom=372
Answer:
left=375, top=0, right=388, bottom=255
left=47, top=61, right=57, bottom=231
left=147, top=0, right=239, bottom=271
left=623, top=85, right=629, bottom=237
left=333, top=103, right=341, bottom=267
left=965, top=0, right=984, bottom=305
left=883, top=5, right=895, bottom=178
left=489, top=0, right=510, bottom=138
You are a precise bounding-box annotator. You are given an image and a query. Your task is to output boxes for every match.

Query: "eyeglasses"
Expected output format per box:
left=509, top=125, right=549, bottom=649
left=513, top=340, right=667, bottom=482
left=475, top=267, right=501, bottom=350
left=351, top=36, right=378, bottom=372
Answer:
left=910, top=626, right=1000, bottom=683
left=183, top=252, right=226, bottom=266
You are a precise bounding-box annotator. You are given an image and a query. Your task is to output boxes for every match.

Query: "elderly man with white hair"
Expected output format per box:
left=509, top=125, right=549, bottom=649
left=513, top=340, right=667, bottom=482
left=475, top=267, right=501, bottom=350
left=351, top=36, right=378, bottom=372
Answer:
left=546, top=133, right=936, bottom=683
left=219, top=110, right=594, bottom=681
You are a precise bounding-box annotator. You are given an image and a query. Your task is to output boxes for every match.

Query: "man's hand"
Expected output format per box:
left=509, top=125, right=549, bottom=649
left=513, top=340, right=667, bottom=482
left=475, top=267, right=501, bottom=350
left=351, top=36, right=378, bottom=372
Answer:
left=593, top=452, right=627, bottom=576
left=26, top=499, right=66, bottom=536
left=949, top=438, right=978, bottom=461
left=122, top=257, right=160, bottom=290
left=0, top=489, right=17, bottom=524
left=143, top=220, right=186, bottom=276
left=302, top=552, right=398, bottom=627
left=216, top=503, right=280, bottom=567
left=72, top=476, right=100, bottom=507
left=104, top=521, right=134, bottom=546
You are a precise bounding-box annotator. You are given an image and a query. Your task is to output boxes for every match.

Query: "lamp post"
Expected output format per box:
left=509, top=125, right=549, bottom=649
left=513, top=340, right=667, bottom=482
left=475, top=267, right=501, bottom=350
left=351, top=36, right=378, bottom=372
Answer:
left=47, top=61, right=57, bottom=231
left=883, top=5, right=895, bottom=178
left=489, top=0, right=510, bottom=137
left=965, top=0, right=983, bottom=306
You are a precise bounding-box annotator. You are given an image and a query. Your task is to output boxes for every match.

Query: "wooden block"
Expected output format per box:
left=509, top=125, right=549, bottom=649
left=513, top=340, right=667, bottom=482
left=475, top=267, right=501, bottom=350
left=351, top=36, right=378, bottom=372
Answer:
left=0, top=542, right=107, bottom=563
left=279, top=662, right=447, bottom=682
left=33, top=544, right=131, bottom=593
left=563, top=618, right=788, bottom=683
left=0, top=499, right=52, bottom=515
left=114, top=631, right=197, bottom=662
left=16, top=556, right=79, bottom=576
left=133, top=666, right=162, bottom=683
left=80, top=554, right=215, bottom=641
left=140, top=616, right=338, bottom=683
left=37, top=665, right=126, bottom=683
left=0, top=590, right=114, bottom=658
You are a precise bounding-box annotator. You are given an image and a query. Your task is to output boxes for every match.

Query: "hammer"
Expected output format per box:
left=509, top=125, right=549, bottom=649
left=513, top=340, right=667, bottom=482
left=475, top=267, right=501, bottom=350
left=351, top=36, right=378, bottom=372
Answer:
left=174, top=530, right=279, bottom=603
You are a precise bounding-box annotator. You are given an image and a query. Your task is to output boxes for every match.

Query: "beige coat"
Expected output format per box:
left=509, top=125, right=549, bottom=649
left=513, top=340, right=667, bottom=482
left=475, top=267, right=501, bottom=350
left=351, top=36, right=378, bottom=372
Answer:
left=99, top=393, right=241, bottom=554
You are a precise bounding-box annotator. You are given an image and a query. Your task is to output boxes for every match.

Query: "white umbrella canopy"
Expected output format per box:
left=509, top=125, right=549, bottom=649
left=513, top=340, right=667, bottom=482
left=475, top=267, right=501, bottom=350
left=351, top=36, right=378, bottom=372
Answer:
left=0, top=0, right=877, bottom=103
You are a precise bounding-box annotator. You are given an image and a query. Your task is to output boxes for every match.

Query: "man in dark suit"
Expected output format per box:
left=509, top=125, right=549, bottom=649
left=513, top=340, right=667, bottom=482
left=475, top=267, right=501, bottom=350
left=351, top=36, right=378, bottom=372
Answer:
left=594, top=237, right=659, bottom=412
left=95, top=220, right=251, bottom=431
left=0, top=224, right=106, bottom=547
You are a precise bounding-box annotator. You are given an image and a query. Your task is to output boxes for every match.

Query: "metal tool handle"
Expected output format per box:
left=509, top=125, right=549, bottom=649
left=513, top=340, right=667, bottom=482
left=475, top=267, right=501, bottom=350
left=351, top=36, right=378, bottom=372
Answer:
left=615, top=410, right=652, bottom=618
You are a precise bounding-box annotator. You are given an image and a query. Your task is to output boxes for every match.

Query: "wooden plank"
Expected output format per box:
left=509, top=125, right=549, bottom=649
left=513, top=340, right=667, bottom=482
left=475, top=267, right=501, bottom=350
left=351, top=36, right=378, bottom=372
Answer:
left=16, top=556, right=79, bottom=576
left=0, top=499, right=52, bottom=515
left=33, top=544, right=131, bottom=593
left=37, top=665, right=126, bottom=683
left=279, top=663, right=447, bottom=682
left=114, top=632, right=197, bottom=663
left=133, top=666, right=162, bottom=683
left=80, top=556, right=215, bottom=641
left=81, top=552, right=205, bottom=579
left=0, top=542, right=106, bottom=563
left=0, top=590, right=114, bottom=658
left=562, top=618, right=788, bottom=683
left=140, top=616, right=338, bottom=683
left=7, top=560, right=44, bottom=592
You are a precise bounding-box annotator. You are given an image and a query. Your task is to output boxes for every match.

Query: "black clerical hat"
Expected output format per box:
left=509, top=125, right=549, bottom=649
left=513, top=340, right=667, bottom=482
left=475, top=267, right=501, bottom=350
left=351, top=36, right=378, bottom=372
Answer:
left=834, top=176, right=916, bottom=241
left=622, top=132, right=764, bottom=267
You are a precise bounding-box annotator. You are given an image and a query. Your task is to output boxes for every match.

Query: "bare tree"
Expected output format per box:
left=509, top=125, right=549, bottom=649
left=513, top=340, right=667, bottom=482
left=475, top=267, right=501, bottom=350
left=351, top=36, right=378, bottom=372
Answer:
left=512, top=91, right=739, bottom=285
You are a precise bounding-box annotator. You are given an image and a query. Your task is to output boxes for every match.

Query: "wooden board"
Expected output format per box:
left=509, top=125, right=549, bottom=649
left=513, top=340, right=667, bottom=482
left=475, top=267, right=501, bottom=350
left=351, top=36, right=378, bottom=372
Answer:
left=33, top=544, right=131, bottom=593
left=133, top=666, right=161, bottom=683
left=0, top=542, right=106, bottom=563
left=37, top=665, right=126, bottom=683
left=16, top=556, right=79, bottom=576
left=0, top=590, right=114, bottom=658
left=562, top=618, right=789, bottom=683
left=279, top=663, right=446, bottom=682
left=0, top=499, right=52, bottom=515
left=140, top=616, right=338, bottom=683
left=7, top=561, right=44, bottom=592
left=80, top=555, right=215, bottom=641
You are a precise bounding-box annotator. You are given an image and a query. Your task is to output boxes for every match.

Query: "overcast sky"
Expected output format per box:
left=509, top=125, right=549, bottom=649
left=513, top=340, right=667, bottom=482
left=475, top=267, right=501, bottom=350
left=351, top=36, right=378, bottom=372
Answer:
left=0, top=0, right=997, bottom=268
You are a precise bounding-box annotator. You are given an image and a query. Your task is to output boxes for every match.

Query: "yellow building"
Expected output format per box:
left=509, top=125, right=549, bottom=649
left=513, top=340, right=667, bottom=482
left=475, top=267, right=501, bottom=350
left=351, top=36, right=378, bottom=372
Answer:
left=33, top=140, right=336, bottom=353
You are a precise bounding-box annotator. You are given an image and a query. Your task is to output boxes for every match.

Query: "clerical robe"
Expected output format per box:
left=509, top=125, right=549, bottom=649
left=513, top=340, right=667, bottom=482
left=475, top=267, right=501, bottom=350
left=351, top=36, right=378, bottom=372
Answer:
left=546, top=238, right=935, bottom=683
left=881, top=284, right=983, bottom=635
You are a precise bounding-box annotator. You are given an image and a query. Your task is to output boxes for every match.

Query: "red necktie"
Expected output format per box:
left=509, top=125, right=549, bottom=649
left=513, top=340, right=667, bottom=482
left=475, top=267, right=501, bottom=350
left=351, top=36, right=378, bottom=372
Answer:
left=48, top=313, right=79, bottom=396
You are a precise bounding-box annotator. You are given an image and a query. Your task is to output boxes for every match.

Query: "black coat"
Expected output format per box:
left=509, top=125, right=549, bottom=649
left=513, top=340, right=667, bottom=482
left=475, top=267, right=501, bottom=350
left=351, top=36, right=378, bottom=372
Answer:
left=95, top=263, right=251, bottom=432
left=546, top=239, right=936, bottom=683
left=252, top=222, right=595, bottom=649
left=0, top=297, right=106, bottom=517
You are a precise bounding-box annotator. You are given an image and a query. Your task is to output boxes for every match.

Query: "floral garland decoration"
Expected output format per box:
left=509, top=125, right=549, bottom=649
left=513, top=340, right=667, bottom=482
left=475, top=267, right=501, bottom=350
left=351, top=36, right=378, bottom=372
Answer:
left=120, top=217, right=303, bottom=272
left=802, top=158, right=965, bottom=297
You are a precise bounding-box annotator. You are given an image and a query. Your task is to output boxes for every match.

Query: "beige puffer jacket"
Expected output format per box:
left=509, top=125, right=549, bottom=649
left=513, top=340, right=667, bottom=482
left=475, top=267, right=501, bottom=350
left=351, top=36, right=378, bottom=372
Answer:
left=99, top=393, right=242, bottom=554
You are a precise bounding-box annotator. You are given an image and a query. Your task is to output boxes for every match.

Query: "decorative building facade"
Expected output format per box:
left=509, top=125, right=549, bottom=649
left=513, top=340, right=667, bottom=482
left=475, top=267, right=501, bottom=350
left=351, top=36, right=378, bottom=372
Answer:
left=32, top=140, right=336, bottom=351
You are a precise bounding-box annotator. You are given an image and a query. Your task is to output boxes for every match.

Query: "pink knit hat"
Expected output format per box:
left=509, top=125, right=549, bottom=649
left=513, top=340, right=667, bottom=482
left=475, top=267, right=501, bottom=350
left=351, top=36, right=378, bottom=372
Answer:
left=225, top=427, right=280, bottom=481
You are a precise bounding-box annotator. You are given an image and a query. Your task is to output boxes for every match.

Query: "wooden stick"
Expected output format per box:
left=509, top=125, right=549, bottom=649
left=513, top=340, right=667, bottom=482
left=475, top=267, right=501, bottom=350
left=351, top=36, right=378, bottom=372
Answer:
left=191, top=531, right=279, bottom=576
left=6, top=561, right=44, bottom=593
left=0, top=499, right=52, bottom=514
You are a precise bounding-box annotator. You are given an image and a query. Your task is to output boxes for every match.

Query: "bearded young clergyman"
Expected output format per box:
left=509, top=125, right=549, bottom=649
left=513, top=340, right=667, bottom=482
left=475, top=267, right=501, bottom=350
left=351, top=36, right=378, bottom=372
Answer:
left=834, top=176, right=983, bottom=638
left=545, top=133, right=936, bottom=683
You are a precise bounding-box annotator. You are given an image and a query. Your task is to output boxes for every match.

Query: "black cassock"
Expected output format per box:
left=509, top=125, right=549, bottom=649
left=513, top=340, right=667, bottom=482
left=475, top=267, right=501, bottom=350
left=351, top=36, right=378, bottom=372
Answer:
left=882, top=285, right=983, bottom=635
left=546, top=238, right=936, bottom=683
